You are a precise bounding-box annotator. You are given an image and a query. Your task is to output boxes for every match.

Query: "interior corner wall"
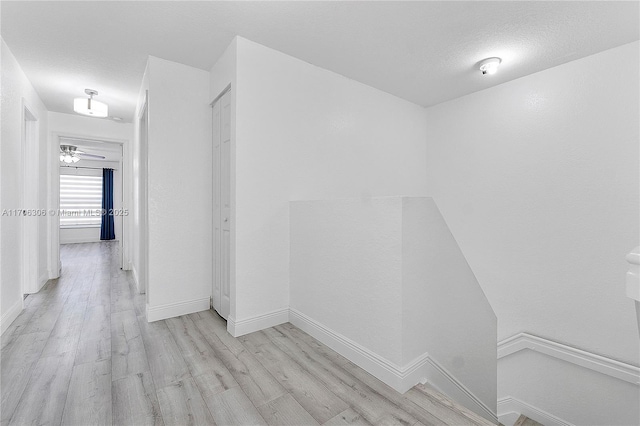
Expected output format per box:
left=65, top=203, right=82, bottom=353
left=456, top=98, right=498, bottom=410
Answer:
left=424, top=41, right=640, bottom=423
left=1, top=38, right=49, bottom=330
left=233, top=37, right=428, bottom=323
left=145, top=56, right=212, bottom=320
left=401, top=197, right=497, bottom=413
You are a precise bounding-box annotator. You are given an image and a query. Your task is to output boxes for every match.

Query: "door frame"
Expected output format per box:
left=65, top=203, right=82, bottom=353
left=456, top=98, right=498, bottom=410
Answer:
left=210, top=85, right=232, bottom=320
left=21, top=99, right=41, bottom=295
left=137, top=92, right=149, bottom=298
left=49, top=132, right=129, bottom=278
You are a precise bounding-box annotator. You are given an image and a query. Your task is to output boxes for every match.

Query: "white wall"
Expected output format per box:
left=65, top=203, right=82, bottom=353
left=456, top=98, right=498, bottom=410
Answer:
left=48, top=112, right=131, bottom=247
left=228, top=37, right=428, bottom=323
left=132, top=62, right=150, bottom=293
left=499, top=351, right=639, bottom=426
left=424, top=41, right=639, bottom=423
left=402, top=197, right=496, bottom=414
left=144, top=56, right=212, bottom=320
left=290, top=197, right=497, bottom=420
left=290, top=197, right=404, bottom=365
left=1, top=39, right=49, bottom=331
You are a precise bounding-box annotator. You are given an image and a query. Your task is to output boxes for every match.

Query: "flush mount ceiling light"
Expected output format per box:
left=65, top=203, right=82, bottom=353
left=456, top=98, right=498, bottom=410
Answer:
left=478, top=57, right=502, bottom=75
left=73, top=89, right=108, bottom=117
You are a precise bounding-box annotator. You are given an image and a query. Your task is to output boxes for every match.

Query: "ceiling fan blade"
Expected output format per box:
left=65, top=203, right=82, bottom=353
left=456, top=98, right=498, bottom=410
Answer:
left=78, top=153, right=106, bottom=159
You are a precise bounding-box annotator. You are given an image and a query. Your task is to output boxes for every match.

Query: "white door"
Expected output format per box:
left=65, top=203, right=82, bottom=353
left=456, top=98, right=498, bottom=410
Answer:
left=212, top=90, right=231, bottom=319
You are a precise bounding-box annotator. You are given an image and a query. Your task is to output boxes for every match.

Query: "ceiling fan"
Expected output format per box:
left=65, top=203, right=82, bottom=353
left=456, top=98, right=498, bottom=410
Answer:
left=59, top=144, right=106, bottom=163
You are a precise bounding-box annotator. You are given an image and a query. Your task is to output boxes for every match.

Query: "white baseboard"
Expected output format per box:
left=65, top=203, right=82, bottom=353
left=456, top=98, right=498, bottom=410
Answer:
left=498, top=396, right=573, bottom=426
left=1, top=298, right=23, bottom=335
left=228, top=307, right=289, bottom=337
left=498, top=333, right=640, bottom=385
left=146, top=297, right=209, bottom=322
left=289, top=308, right=497, bottom=423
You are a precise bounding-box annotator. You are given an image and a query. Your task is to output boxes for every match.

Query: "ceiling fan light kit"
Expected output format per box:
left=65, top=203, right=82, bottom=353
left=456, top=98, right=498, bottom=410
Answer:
left=60, top=145, right=81, bottom=163
left=59, top=144, right=106, bottom=164
left=74, top=88, right=108, bottom=117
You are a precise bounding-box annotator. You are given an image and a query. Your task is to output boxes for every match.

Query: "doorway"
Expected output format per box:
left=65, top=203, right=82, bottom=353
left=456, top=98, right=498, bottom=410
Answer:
left=212, top=88, right=231, bottom=320
left=56, top=136, right=125, bottom=273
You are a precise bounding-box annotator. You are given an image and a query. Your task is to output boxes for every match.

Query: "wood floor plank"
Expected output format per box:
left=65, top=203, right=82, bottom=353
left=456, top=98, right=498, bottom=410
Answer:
left=8, top=352, right=75, bottom=426
left=0, top=331, right=50, bottom=424
left=112, top=372, right=164, bottom=426
left=262, top=325, right=417, bottom=426
left=514, top=414, right=543, bottom=426
left=190, top=313, right=287, bottom=407
left=80, top=304, right=111, bottom=341
left=111, top=310, right=150, bottom=381
left=257, top=393, right=320, bottom=426
left=136, top=314, right=190, bottom=389
left=61, top=359, right=112, bottom=425
left=279, top=323, right=351, bottom=367
left=75, top=336, right=111, bottom=365
left=189, top=310, right=245, bottom=355
left=411, top=384, right=493, bottom=426
left=111, top=286, right=134, bottom=313
left=202, top=386, right=267, bottom=426
left=19, top=301, right=65, bottom=335
left=193, top=370, right=239, bottom=401
left=87, top=278, right=111, bottom=308
left=165, top=315, right=237, bottom=382
left=341, top=362, right=447, bottom=426
left=323, top=408, right=373, bottom=426
left=241, top=330, right=348, bottom=423
left=156, top=376, right=215, bottom=426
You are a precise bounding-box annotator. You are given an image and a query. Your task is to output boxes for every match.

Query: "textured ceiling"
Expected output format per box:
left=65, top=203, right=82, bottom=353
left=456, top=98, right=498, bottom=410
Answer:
left=2, top=1, right=638, bottom=122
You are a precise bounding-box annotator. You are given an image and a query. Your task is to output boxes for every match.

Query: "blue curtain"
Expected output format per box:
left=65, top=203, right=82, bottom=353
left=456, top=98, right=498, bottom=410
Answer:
left=100, top=168, right=115, bottom=240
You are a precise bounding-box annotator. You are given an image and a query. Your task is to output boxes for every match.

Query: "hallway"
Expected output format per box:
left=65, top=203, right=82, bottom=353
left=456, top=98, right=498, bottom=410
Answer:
left=1, top=242, right=491, bottom=426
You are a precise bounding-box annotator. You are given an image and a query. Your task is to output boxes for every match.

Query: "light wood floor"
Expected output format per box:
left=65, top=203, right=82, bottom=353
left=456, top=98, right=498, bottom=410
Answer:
left=1, top=242, right=494, bottom=426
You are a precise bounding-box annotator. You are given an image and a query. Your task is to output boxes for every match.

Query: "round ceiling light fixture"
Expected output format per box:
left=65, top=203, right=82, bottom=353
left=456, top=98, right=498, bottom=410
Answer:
left=478, top=57, right=502, bottom=75
left=74, top=89, right=108, bottom=118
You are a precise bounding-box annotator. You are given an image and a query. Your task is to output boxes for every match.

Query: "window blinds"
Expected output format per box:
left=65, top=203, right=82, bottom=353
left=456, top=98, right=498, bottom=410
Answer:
left=59, top=174, right=103, bottom=227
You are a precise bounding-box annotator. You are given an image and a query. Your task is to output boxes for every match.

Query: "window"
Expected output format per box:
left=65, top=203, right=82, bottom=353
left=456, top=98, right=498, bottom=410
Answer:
left=59, top=174, right=103, bottom=228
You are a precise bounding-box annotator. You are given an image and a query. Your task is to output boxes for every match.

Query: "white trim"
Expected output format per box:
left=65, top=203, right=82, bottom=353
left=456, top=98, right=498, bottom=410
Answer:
left=60, top=237, right=106, bottom=244
left=49, top=131, right=130, bottom=288
left=131, top=264, right=140, bottom=292
left=1, top=298, right=23, bottom=335
left=146, top=297, right=209, bottom=322
left=227, top=307, right=289, bottom=337
left=498, top=333, right=640, bottom=385
left=21, top=99, right=40, bottom=295
left=289, top=308, right=497, bottom=423
left=626, top=246, right=639, bottom=302
left=37, top=272, right=48, bottom=292
left=498, top=396, right=574, bottom=426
